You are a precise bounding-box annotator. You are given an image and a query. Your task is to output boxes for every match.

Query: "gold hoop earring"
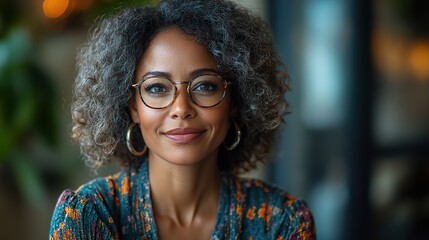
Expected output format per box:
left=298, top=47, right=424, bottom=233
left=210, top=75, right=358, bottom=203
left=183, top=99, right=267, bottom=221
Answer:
left=126, top=122, right=147, bottom=156
left=224, top=120, right=241, bottom=151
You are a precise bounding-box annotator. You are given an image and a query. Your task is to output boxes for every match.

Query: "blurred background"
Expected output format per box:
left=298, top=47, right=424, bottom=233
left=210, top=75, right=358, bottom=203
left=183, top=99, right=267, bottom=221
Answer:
left=0, top=0, right=428, bottom=239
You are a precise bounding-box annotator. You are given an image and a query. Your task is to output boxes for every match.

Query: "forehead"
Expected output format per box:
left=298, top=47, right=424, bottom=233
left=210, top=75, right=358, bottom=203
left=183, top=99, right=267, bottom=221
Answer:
left=136, top=28, right=217, bottom=78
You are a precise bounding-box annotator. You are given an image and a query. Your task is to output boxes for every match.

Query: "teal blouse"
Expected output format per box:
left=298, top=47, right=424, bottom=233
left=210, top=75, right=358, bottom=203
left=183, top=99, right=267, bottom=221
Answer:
left=49, top=161, right=316, bottom=239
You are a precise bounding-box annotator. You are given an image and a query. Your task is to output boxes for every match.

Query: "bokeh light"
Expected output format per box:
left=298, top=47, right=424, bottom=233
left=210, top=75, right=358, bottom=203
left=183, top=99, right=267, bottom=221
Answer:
left=43, top=0, right=69, bottom=18
left=408, top=40, right=429, bottom=81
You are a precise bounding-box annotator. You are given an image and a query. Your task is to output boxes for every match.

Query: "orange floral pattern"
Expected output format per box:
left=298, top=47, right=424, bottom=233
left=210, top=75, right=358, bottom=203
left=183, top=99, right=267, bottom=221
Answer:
left=246, top=206, right=256, bottom=220
left=49, top=160, right=316, bottom=239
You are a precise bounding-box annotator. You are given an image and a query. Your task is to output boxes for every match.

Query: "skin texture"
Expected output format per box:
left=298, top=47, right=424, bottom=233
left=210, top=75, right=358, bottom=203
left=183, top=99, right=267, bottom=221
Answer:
left=129, top=28, right=234, bottom=240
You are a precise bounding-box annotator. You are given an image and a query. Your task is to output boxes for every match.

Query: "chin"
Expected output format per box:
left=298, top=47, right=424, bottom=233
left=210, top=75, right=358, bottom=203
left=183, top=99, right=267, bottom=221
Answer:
left=150, top=147, right=218, bottom=167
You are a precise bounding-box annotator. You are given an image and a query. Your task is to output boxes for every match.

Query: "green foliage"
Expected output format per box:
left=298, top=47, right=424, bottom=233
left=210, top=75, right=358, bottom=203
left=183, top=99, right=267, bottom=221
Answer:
left=0, top=27, right=57, bottom=209
left=0, top=28, right=58, bottom=163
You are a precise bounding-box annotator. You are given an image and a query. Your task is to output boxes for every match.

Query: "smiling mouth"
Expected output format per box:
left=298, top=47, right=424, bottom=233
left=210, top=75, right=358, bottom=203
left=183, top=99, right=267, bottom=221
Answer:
left=164, top=128, right=205, bottom=144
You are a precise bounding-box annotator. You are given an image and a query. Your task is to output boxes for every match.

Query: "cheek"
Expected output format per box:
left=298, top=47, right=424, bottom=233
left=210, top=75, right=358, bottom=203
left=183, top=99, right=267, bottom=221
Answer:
left=210, top=93, right=232, bottom=121
left=210, top=111, right=230, bottom=128
left=136, top=103, right=165, bottom=136
left=207, top=103, right=232, bottom=136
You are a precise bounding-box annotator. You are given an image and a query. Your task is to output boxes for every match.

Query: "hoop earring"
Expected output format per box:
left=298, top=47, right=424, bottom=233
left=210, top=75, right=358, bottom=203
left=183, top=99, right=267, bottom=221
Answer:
left=223, top=120, right=241, bottom=151
left=126, top=122, right=147, bottom=156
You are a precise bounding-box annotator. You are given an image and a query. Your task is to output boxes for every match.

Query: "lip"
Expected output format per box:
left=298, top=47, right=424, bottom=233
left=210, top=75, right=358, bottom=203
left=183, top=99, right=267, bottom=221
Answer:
left=163, top=128, right=206, bottom=144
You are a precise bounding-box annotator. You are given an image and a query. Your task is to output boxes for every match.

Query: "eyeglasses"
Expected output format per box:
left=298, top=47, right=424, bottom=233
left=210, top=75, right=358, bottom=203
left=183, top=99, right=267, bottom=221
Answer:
left=132, top=73, right=232, bottom=109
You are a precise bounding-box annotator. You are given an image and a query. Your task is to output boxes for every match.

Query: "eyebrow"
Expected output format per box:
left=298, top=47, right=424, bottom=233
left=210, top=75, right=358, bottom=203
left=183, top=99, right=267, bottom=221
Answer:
left=141, top=68, right=220, bottom=80
left=141, top=71, right=172, bottom=79
left=191, top=68, right=220, bottom=77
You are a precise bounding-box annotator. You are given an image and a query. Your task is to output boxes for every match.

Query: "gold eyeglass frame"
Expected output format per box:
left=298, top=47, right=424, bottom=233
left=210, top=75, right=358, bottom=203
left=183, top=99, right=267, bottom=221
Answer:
left=132, top=73, right=232, bottom=109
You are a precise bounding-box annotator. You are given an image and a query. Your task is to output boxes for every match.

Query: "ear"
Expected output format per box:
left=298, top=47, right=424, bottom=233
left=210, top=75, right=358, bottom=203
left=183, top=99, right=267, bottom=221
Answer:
left=129, top=97, right=140, bottom=123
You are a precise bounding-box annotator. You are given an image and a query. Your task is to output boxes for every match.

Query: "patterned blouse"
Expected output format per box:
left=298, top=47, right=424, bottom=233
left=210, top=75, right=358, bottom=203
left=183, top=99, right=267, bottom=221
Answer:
left=49, top=160, right=316, bottom=239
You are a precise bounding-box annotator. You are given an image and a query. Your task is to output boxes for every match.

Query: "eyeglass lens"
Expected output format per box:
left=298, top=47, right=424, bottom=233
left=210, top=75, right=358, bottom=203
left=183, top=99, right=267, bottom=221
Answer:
left=139, top=74, right=226, bottom=108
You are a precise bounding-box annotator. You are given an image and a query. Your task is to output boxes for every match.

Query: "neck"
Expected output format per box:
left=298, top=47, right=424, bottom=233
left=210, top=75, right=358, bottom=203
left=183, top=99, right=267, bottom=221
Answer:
left=148, top=152, right=221, bottom=226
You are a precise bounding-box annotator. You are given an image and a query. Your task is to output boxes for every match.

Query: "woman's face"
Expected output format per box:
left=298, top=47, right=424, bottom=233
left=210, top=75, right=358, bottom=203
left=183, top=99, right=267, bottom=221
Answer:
left=130, top=28, right=234, bottom=166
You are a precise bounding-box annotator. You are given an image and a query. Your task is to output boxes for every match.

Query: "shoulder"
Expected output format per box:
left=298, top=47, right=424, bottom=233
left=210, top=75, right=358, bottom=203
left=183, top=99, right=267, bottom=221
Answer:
left=227, top=176, right=316, bottom=239
left=49, top=169, right=133, bottom=240
left=235, top=177, right=292, bottom=206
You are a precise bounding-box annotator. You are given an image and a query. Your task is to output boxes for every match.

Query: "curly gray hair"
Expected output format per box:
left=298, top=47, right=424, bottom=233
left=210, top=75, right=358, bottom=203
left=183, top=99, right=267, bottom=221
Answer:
left=72, top=0, right=290, bottom=174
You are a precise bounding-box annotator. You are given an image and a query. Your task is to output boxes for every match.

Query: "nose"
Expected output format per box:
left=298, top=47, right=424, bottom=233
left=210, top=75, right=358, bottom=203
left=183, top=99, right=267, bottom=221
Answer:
left=169, top=85, right=196, bottom=119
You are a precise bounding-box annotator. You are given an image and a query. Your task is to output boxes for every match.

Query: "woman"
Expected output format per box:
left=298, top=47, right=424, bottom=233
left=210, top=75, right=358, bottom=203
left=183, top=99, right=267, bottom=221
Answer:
left=49, top=0, right=316, bottom=239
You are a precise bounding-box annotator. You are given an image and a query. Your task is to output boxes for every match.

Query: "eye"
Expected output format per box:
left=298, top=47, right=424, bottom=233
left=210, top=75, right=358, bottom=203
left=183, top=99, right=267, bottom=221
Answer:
left=144, top=83, right=168, bottom=93
left=141, top=77, right=174, bottom=97
left=192, top=81, right=219, bottom=94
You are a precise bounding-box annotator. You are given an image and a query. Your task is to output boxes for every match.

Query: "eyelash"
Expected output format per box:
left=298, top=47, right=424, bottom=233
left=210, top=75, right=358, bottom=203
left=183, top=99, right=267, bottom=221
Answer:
left=144, top=83, right=169, bottom=93
left=192, top=81, right=218, bottom=92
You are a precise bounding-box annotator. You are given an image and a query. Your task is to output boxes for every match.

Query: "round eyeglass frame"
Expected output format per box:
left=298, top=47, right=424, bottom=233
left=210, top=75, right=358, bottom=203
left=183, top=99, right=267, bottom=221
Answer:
left=132, top=73, right=232, bottom=109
